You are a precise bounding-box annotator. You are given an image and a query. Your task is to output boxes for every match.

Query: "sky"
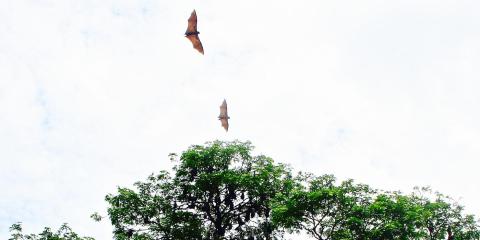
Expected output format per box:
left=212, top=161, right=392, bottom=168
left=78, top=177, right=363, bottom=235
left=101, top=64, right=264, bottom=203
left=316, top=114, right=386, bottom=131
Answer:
left=1, top=0, right=480, bottom=239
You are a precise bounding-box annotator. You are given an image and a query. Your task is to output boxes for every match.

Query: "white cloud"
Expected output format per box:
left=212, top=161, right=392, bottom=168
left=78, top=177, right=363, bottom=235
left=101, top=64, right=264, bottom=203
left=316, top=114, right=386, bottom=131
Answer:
left=1, top=0, right=479, bottom=238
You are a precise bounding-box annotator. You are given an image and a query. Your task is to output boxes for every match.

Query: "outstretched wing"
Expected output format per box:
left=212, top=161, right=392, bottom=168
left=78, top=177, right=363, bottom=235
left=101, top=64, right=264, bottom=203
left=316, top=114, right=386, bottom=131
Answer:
left=185, top=10, right=204, bottom=54
left=186, top=35, right=204, bottom=54
left=219, top=99, right=229, bottom=132
left=219, top=99, right=228, bottom=117
left=186, top=10, right=198, bottom=34
left=220, top=118, right=229, bottom=131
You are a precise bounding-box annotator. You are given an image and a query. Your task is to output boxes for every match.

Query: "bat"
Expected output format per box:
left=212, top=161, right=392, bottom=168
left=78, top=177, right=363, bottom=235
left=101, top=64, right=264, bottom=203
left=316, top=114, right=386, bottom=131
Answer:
left=185, top=10, right=204, bottom=55
left=218, top=99, right=230, bottom=132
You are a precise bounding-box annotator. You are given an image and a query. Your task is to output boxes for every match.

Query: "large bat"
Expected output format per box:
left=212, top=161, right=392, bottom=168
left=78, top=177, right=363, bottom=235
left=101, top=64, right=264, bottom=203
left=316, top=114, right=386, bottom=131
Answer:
left=218, top=99, right=229, bottom=132
left=185, top=10, right=204, bottom=55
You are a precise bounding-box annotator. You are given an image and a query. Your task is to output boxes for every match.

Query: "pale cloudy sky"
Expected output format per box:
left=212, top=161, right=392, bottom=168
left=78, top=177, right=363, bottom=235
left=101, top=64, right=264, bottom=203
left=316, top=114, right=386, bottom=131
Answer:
left=1, top=0, right=479, bottom=239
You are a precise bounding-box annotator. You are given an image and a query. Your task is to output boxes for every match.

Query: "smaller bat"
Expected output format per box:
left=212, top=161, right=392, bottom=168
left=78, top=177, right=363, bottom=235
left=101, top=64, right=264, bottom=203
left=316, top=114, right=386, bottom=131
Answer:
left=218, top=99, right=230, bottom=132
left=185, top=10, right=204, bottom=55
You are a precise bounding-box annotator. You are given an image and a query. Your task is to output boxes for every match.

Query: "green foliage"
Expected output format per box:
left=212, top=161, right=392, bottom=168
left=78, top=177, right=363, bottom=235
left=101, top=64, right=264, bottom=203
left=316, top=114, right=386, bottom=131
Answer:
left=10, top=140, right=480, bottom=240
left=105, top=171, right=204, bottom=239
left=8, top=223, right=94, bottom=240
left=272, top=176, right=480, bottom=240
left=90, top=213, right=103, bottom=222
left=104, top=140, right=480, bottom=240
left=410, top=187, right=480, bottom=240
left=348, top=191, right=426, bottom=239
left=105, top=140, right=292, bottom=240
left=272, top=174, right=375, bottom=239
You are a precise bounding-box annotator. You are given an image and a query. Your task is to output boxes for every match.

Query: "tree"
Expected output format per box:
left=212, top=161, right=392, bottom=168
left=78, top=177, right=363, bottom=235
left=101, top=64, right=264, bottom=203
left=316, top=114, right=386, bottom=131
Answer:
left=105, top=171, right=204, bottom=239
left=349, top=191, right=426, bottom=239
left=8, top=223, right=94, bottom=240
left=105, top=140, right=293, bottom=240
left=410, top=187, right=480, bottom=240
left=272, top=174, right=374, bottom=240
left=272, top=176, right=480, bottom=240
left=11, top=141, right=480, bottom=240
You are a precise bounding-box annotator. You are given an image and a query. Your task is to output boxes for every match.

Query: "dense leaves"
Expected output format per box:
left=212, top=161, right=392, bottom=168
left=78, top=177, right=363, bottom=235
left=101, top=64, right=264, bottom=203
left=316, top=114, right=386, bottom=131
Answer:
left=8, top=223, right=94, bottom=240
left=12, top=140, right=479, bottom=240
left=105, top=171, right=204, bottom=239
left=411, top=187, right=480, bottom=240
left=105, top=140, right=292, bottom=240
left=272, top=176, right=480, bottom=240
left=104, top=140, right=480, bottom=239
left=272, top=174, right=375, bottom=239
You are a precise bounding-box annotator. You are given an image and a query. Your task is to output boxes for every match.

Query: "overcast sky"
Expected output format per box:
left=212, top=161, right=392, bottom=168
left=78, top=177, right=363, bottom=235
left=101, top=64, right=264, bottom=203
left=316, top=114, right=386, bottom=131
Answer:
left=1, top=0, right=480, bottom=239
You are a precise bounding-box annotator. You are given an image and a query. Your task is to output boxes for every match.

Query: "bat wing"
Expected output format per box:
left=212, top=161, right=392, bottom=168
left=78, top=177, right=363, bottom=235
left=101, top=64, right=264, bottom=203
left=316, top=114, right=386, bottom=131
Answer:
left=185, top=10, right=204, bottom=54
left=220, top=118, right=229, bottom=131
left=219, top=99, right=229, bottom=132
left=219, top=99, right=228, bottom=117
left=186, top=10, right=198, bottom=33
left=186, top=35, right=204, bottom=54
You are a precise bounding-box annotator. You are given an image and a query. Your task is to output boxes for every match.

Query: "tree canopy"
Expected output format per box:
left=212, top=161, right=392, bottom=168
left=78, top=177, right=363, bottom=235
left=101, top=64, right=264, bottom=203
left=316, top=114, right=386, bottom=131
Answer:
left=8, top=223, right=94, bottom=240
left=10, top=140, right=480, bottom=240
left=105, top=140, right=293, bottom=239
left=271, top=176, right=480, bottom=240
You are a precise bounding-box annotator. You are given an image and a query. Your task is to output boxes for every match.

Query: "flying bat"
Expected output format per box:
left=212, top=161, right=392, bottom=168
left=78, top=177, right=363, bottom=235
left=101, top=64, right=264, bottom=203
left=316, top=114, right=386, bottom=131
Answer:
left=185, top=10, right=204, bottom=55
left=218, top=99, right=229, bottom=132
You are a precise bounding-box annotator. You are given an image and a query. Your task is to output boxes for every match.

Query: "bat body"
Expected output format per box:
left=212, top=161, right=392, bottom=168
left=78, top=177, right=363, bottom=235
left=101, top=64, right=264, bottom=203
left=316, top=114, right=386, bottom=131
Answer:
left=185, top=10, right=204, bottom=55
left=218, top=99, right=229, bottom=131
